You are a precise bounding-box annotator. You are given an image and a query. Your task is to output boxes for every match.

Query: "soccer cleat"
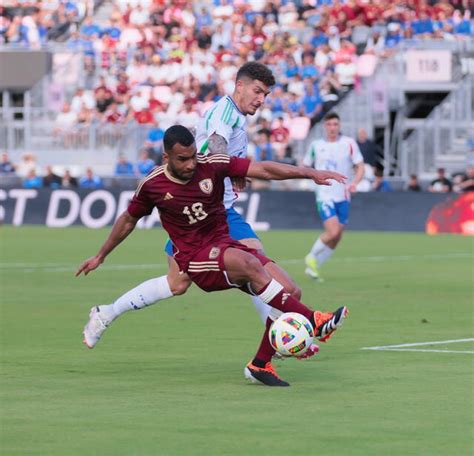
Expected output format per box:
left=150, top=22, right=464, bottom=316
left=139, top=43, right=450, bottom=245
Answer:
left=304, top=254, right=321, bottom=280
left=244, top=362, right=290, bottom=387
left=314, top=306, right=349, bottom=342
left=82, top=306, right=115, bottom=349
left=296, top=343, right=320, bottom=360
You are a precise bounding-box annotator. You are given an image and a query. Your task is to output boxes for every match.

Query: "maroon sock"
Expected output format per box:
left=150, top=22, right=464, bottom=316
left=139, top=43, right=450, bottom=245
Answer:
left=257, top=279, right=314, bottom=322
left=252, top=280, right=315, bottom=364
left=253, top=318, right=275, bottom=365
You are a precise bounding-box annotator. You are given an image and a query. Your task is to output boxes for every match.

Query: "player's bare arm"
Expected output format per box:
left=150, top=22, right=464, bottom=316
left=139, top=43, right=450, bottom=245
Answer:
left=349, top=162, right=366, bottom=192
left=246, top=160, right=347, bottom=186
left=76, top=210, right=140, bottom=276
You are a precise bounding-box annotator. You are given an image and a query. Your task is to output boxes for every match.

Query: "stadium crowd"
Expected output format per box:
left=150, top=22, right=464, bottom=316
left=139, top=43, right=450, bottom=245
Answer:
left=0, top=1, right=96, bottom=47
left=1, top=149, right=474, bottom=193
left=1, top=0, right=473, bottom=182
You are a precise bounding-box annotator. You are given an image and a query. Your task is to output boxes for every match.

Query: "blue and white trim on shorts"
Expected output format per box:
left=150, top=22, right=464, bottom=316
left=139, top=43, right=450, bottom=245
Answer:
left=317, top=200, right=350, bottom=225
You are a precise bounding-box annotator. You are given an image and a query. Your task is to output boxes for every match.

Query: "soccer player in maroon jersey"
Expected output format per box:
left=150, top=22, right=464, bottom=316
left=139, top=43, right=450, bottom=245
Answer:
left=81, top=63, right=287, bottom=352
left=77, top=125, right=349, bottom=387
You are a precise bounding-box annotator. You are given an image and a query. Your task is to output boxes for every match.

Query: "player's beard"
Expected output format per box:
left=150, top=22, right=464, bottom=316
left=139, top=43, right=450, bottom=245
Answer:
left=168, top=163, right=195, bottom=181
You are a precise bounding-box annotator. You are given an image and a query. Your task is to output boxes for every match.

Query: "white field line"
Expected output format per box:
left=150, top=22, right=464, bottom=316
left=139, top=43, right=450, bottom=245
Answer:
left=361, top=338, right=474, bottom=354
left=365, top=349, right=474, bottom=354
left=0, top=252, right=472, bottom=273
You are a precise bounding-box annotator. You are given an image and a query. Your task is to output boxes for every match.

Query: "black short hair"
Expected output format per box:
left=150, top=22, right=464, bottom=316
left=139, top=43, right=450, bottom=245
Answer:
left=163, top=125, right=195, bottom=152
left=236, top=62, right=275, bottom=87
left=324, top=112, right=340, bottom=122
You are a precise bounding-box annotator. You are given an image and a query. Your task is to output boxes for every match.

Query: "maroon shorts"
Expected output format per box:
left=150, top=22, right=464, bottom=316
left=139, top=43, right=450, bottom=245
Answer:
left=185, top=240, right=273, bottom=293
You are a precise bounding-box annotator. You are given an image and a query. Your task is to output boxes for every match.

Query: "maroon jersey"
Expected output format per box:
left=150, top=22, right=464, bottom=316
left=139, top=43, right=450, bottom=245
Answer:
left=128, top=154, right=251, bottom=271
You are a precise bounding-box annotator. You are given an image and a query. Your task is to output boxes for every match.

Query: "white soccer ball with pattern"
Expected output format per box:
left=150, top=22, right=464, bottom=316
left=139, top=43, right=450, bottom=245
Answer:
left=269, top=312, right=315, bottom=357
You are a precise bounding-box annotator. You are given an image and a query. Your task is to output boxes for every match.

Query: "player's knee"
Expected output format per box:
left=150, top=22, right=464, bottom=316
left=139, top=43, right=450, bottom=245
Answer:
left=169, top=276, right=192, bottom=296
left=242, top=256, right=266, bottom=280
left=335, top=229, right=344, bottom=242
left=328, top=228, right=343, bottom=243
left=285, top=283, right=301, bottom=301
left=288, top=284, right=301, bottom=300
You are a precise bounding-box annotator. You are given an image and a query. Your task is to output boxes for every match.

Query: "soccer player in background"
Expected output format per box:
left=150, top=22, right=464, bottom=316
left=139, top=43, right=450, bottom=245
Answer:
left=82, top=62, right=316, bottom=356
left=76, top=125, right=349, bottom=387
left=303, top=112, right=365, bottom=280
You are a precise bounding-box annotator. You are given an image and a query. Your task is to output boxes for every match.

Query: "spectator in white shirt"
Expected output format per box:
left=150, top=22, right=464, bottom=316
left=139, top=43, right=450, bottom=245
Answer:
left=129, top=4, right=149, bottom=26
left=211, top=22, right=231, bottom=52
left=71, top=88, right=96, bottom=113
left=55, top=103, right=77, bottom=130
left=335, top=55, right=357, bottom=87
left=16, top=153, right=39, bottom=178
left=177, top=101, right=200, bottom=129
left=129, top=88, right=150, bottom=112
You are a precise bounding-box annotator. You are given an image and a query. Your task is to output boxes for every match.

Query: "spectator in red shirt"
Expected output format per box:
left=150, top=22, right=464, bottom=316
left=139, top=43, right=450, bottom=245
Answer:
left=94, top=76, right=114, bottom=99
left=115, top=73, right=130, bottom=96
left=104, top=103, right=125, bottom=124
left=271, top=116, right=290, bottom=161
left=134, top=109, right=154, bottom=125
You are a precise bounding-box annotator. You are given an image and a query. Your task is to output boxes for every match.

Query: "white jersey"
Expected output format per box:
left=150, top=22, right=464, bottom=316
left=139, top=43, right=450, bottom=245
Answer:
left=196, top=95, right=248, bottom=209
left=303, top=135, right=363, bottom=203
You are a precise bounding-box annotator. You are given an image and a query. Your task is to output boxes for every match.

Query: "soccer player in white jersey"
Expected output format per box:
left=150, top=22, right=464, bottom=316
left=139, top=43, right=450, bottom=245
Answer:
left=82, top=63, right=319, bottom=359
left=303, top=112, right=365, bottom=280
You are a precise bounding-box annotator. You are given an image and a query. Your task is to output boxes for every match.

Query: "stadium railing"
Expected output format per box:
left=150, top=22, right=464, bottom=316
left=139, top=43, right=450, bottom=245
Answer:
left=304, top=38, right=474, bottom=180
left=2, top=38, right=473, bottom=182
left=400, top=75, right=473, bottom=179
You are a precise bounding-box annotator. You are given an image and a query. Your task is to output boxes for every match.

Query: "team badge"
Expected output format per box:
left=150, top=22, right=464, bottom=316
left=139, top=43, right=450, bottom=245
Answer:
left=199, top=178, right=213, bottom=194
left=209, top=247, right=220, bottom=259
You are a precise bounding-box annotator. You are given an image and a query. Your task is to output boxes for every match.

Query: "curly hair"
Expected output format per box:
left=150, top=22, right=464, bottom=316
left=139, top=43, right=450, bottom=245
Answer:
left=236, top=62, right=276, bottom=87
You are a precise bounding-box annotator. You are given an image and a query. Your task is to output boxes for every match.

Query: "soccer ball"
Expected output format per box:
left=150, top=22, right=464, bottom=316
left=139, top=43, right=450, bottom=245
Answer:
left=269, top=312, right=315, bottom=357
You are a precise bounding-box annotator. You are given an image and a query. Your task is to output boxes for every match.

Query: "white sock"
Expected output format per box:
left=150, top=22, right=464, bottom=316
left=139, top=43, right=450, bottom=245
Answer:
left=310, top=237, right=326, bottom=258
left=317, top=244, right=334, bottom=266
left=251, top=295, right=272, bottom=323
left=104, top=276, right=173, bottom=319
left=310, top=237, right=334, bottom=267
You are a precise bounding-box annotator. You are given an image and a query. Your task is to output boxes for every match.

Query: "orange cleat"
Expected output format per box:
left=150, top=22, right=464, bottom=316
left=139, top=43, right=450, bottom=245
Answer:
left=244, top=361, right=290, bottom=387
left=314, top=306, right=349, bottom=342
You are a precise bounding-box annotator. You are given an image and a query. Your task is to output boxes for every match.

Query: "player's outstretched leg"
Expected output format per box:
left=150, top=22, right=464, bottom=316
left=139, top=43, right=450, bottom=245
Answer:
left=223, top=248, right=348, bottom=385
left=83, top=305, right=114, bottom=349
left=83, top=275, right=176, bottom=348
left=244, top=317, right=290, bottom=387
left=245, top=281, right=349, bottom=386
left=305, top=218, right=343, bottom=280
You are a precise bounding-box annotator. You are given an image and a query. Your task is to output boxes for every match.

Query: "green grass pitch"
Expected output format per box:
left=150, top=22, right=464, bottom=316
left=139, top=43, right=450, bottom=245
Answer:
left=1, top=226, right=473, bottom=455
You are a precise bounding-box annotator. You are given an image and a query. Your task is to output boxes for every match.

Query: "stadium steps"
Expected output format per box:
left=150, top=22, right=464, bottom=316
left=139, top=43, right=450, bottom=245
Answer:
left=435, top=123, right=474, bottom=171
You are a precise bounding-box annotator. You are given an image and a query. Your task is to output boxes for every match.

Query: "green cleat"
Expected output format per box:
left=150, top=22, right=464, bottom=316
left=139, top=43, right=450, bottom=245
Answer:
left=304, top=254, right=322, bottom=280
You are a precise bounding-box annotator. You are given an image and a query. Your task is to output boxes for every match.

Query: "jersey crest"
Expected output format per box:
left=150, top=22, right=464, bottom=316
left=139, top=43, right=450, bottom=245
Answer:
left=209, top=246, right=221, bottom=259
left=199, top=178, right=213, bottom=194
